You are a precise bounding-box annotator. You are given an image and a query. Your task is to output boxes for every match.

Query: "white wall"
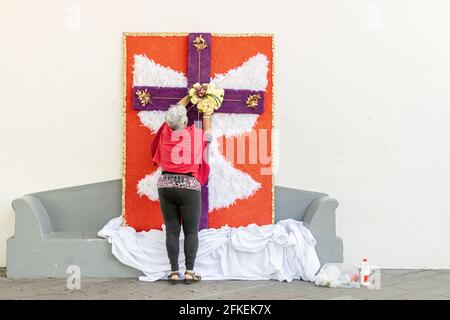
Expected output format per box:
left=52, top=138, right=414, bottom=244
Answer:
left=1, top=0, right=449, bottom=268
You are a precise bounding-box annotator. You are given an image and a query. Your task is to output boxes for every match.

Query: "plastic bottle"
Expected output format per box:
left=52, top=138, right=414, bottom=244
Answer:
left=360, top=258, right=371, bottom=287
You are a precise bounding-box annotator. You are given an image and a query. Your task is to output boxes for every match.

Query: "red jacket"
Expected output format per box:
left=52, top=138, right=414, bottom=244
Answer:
left=151, top=122, right=210, bottom=185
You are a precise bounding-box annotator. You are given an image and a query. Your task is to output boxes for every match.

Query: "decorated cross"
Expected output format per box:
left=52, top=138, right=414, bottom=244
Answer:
left=132, top=33, right=265, bottom=230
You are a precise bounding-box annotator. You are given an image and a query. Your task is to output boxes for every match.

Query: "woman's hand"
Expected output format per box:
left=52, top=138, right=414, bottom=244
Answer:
left=202, top=108, right=213, bottom=132
left=202, top=106, right=214, bottom=117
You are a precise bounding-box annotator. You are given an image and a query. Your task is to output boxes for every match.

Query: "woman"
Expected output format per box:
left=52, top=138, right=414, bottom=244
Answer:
left=151, top=96, right=212, bottom=285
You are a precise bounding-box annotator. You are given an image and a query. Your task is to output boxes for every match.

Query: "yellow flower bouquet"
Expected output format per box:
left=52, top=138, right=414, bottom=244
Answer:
left=188, top=82, right=224, bottom=114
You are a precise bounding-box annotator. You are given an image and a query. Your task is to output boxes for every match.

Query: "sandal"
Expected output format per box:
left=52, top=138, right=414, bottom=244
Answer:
left=184, top=271, right=201, bottom=284
left=168, top=272, right=180, bottom=285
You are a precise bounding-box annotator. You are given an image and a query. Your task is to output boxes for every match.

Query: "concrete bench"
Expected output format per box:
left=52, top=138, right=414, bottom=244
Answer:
left=6, top=179, right=343, bottom=278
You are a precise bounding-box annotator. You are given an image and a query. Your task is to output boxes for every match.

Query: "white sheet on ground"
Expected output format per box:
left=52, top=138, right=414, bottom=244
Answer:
left=98, top=217, right=321, bottom=282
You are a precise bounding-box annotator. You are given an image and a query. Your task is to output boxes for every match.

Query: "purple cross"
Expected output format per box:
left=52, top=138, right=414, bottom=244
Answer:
left=132, top=33, right=265, bottom=230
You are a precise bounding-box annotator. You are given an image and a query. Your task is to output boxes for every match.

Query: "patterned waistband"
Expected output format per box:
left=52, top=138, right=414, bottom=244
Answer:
left=157, top=173, right=201, bottom=191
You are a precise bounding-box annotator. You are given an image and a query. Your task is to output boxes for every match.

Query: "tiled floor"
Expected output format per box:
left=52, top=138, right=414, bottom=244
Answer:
left=0, top=268, right=449, bottom=300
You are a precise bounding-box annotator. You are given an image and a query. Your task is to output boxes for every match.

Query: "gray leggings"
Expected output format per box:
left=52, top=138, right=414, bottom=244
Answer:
left=157, top=187, right=201, bottom=271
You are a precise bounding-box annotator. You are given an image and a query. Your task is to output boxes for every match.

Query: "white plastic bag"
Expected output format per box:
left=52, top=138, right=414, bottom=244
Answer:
left=315, top=263, right=361, bottom=288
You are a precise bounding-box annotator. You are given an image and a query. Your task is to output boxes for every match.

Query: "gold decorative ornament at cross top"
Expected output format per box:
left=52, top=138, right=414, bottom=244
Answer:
left=246, top=94, right=261, bottom=108
left=193, top=34, right=208, bottom=51
left=136, top=89, right=151, bottom=107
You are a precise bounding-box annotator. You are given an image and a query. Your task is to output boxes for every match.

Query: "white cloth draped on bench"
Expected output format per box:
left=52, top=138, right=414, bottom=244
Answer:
left=98, top=217, right=321, bottom=282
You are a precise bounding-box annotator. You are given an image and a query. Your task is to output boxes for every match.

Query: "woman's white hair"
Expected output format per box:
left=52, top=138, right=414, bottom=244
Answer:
left=165, top=103, right=188, bottom=130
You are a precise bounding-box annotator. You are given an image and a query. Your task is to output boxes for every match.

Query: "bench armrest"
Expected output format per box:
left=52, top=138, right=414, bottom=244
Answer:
left=11, top=195, right=53, bottom=240
left=303, top=195, right=338, bottom=238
